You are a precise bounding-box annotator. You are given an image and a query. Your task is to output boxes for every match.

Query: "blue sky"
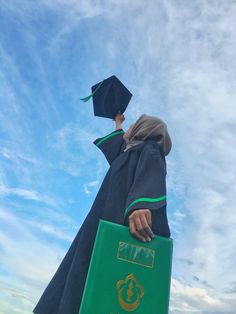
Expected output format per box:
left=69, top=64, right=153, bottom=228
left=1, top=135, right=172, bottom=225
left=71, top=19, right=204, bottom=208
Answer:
left=0, top=1, right=236, bottom=313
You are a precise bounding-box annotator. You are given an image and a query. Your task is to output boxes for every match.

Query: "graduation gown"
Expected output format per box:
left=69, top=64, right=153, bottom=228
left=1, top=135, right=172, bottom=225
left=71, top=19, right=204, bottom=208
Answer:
left=33, top=129, right=170, bottom=314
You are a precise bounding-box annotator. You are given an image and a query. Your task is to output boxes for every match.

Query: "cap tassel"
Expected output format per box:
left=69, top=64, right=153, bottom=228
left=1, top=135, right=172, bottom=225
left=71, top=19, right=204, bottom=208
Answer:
left=80, top=95, right=93, bottom=102
left=80, top=80, right=104, bottom=102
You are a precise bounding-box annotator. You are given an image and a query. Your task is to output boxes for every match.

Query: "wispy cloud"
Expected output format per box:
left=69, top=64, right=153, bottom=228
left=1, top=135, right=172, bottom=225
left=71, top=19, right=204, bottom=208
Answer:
left=0, top=208, right=69, bottom=312
left=0, top=147, right=38, bottom=164
left=170, top=278, right=236, bottom=314
left=51, top=123, right=108, bottom=178
left=26, top=221, right=74, bottom=242
left=83, top=179, right=99, bottom=195
left=0, top=184, right=55, bottom=205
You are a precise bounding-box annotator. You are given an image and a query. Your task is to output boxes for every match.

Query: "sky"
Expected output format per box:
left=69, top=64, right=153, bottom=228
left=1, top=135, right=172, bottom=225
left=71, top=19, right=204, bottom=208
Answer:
left=0, top=0, right=236, bottom=313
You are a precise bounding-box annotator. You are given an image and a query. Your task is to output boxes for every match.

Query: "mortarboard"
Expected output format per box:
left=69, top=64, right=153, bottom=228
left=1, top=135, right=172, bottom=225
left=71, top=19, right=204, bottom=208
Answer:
left=80, top=75, right=132, bottom=119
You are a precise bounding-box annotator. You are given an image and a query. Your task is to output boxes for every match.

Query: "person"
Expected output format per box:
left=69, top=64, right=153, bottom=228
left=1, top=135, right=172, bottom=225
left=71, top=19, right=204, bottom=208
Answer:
left=33, top=113, right=172, bottom=314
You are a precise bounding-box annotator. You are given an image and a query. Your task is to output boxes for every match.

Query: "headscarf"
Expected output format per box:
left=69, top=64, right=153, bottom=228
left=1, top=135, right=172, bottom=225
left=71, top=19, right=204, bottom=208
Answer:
left=123, top=114, right=172, bottom=156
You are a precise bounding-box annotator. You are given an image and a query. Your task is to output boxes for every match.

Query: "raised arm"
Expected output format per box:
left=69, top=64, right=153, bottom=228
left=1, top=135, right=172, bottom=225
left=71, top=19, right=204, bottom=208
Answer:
left=113, top=112, right=125, bottom=130
left=93, top=113, right=126, bottom=165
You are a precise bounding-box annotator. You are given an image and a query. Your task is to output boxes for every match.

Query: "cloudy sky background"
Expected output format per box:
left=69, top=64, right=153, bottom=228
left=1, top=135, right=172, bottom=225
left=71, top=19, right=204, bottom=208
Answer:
left=0, top=0, right=236, bottom=313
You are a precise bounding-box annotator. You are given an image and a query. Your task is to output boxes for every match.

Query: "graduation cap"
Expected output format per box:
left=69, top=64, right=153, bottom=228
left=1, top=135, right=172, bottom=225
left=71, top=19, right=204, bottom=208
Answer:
left=80, top=75, right=132, bottom=119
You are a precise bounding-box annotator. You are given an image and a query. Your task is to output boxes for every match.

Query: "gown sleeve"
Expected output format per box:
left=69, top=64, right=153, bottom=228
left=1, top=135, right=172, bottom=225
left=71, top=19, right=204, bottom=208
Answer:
left=124, top=143, right=167, bottom=221
left=93, top=129, right=126, bottom=165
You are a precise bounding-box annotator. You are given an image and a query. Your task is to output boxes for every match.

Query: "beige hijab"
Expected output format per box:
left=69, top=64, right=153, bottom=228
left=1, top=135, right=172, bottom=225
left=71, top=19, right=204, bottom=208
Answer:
left=123, top=114, right=172, bottom=156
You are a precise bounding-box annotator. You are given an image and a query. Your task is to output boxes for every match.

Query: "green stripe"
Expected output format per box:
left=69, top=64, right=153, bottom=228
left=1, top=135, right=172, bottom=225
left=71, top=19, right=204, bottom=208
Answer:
left=95, top=130, right=124, bottom=147
left=125, top=196, right=166, bottom=214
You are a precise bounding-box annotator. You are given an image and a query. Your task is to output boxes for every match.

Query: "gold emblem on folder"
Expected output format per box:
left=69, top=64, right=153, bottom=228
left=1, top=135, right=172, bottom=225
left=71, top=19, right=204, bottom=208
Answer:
left=116, top=273, right=144, bottom=311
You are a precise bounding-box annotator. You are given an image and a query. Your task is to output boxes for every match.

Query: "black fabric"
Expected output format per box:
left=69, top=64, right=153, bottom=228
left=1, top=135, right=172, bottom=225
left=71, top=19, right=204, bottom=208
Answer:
left=124, top=142, right=167, bottom=219
left=93, top=129, right=125, bottom=164
left=92, top=75, right=132, bottom=119
left=33, top=129, right=170, bottom=314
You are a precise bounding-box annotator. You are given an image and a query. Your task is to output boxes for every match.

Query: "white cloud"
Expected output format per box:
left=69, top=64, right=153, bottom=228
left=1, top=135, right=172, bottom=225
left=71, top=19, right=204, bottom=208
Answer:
left=83, top=179, right=100, bottom=195
left=0, top=208, right=68, bottom=313
left=27, top=221, right=74, bottom=242
left=0, top=147, right=38, bottom=164
left=170, top=278, right=236, bottom=314
left=0, top=184, right=55, bottom=206
left=51, top=123, right=108, bottom=178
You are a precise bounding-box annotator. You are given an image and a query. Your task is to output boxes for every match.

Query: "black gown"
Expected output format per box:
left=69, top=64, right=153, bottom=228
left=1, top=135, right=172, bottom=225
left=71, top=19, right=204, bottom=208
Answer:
left=33, top=128, right=170, bottom=314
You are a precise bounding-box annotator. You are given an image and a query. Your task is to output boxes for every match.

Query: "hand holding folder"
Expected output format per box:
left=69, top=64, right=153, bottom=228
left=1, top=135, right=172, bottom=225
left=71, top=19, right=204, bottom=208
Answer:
left=80, top=220, right=173, bottom=314
left=128, top=209, right=155, bottom=243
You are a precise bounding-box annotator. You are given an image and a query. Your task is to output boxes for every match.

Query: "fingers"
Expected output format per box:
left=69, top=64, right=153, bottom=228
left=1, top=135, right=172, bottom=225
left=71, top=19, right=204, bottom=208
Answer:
left=129, top=209, right=154, bottom=243
left=140, top=214, right=154, bottom=239
left=129, top=218, right=146, bottom=242
left=133, top=216, right=150, bottom=240
left=113, top=112, right=125, bottom=121
left=146, top=210, right=152, bottom=227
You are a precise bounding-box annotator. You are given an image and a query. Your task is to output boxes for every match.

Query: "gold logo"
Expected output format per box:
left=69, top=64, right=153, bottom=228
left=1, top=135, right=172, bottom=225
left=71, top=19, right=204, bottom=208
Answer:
left=116, top=273, right=144, bottom=311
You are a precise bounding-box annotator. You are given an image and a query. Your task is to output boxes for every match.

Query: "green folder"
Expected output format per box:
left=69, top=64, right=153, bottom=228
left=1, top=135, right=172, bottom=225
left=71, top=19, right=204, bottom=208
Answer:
left=79, top=220, right=173, bottom=314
